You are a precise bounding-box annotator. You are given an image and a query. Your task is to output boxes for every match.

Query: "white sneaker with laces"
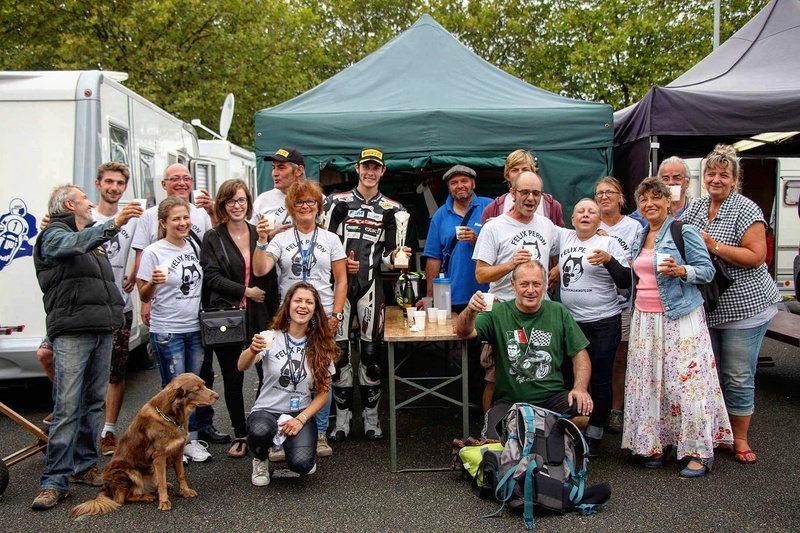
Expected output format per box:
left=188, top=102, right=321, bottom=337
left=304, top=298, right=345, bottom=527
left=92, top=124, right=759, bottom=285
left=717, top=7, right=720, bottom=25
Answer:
left=183, top=440, right=212, bottom=463
left=252, top=458, right=270, bottom=486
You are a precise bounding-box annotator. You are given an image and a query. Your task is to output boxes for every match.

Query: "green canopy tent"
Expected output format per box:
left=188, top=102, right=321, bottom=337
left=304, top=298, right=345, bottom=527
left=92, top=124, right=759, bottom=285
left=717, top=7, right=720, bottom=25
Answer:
left=254, top=14, right=613, bottom=219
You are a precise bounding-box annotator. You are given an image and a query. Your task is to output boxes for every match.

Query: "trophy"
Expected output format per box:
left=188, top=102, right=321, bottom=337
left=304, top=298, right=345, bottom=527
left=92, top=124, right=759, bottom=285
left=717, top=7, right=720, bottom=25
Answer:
left=394, top=211, right=411, bottom=269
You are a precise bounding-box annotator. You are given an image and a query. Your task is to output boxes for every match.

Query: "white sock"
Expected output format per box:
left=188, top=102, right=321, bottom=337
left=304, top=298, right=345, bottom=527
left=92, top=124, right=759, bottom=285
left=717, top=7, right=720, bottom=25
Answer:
left=102, top=423, right=116, bottom=437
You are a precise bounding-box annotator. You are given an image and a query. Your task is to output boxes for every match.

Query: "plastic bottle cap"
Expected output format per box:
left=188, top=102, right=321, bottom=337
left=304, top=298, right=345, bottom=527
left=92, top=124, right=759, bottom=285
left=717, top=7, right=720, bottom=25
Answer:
left=433, top=277, right=451, bottom=283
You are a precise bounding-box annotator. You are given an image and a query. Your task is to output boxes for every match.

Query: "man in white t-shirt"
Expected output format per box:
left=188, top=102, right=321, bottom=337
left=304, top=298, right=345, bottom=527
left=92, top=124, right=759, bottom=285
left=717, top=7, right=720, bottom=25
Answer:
left=131, top=163, right=227, bottom=446
left=90, top=163, right=139, bottom=456
left=473, top=171, right=558, bottom=302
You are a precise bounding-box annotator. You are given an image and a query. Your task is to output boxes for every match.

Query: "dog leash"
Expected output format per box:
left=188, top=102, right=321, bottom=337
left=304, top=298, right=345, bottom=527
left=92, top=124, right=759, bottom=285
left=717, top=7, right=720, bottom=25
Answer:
left=156, top=407, right=184, bottom=430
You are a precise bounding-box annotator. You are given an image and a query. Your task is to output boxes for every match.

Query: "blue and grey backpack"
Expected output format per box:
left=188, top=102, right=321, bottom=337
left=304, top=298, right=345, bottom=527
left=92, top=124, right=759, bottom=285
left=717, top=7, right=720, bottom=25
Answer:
left=489, top=403, right=611, bottom=529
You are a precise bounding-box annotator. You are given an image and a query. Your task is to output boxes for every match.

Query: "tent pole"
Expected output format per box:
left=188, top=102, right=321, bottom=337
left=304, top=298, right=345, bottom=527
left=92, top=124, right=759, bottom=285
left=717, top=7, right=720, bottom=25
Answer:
left=649, top=136, right=660, bottom=176
left=714, top=0, right=720, bottom=49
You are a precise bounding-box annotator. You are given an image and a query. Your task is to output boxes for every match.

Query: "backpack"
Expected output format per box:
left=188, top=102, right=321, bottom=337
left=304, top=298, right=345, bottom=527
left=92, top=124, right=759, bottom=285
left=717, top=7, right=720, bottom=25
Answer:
left=669, top=221, right=734, bottom=313
left=490, top=403, right=611, bottom=530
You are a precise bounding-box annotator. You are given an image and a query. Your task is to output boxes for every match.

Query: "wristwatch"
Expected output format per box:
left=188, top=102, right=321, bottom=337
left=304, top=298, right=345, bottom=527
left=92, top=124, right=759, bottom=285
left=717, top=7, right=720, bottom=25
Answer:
left=332, top=312, right=344, bottom=321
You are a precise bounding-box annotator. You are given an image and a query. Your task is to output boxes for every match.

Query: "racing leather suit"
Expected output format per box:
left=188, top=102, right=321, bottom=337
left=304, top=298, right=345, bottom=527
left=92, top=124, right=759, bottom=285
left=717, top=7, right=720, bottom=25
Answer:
left=323, top=187, right=405, bottom=440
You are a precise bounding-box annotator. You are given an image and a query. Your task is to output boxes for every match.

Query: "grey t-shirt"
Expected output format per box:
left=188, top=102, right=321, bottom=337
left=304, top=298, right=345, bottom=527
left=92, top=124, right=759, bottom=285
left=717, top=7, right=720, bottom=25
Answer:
left=251, top=330, right=335, bottom=413
left=251, top=188, right=293, bottom=227
left=138, top=239, right=202, bottom=334
left=92, top=208, right=137, bottom=312
left=600, top=216, right=641, bottom=310
left=472, top=213, right=558, bottom=301
left=131, top=203, right=211, bottom=251
left=266, top=227, right=346, bottom=314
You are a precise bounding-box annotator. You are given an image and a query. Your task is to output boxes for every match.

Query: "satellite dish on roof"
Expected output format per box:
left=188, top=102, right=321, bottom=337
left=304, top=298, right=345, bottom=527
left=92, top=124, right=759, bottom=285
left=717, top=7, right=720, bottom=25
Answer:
left=219, top=93, right=235, bottom=141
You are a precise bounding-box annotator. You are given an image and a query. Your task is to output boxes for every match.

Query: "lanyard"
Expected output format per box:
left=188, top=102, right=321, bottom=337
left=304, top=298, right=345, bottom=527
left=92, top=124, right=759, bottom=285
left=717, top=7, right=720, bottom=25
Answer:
left=294, top=226, right=318, bottom=282
left=284, top=331, right=308, bottom=391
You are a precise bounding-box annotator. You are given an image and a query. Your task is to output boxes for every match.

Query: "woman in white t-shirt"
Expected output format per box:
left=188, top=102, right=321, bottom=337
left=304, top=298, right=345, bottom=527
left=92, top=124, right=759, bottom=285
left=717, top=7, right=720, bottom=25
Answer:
left=137, top=196, right=210, bottom=462
left=595, top=177, right=641, bottom=434
left=238, top=282, right=339, bottom=486
left=253, top=179, right=346, bottom=458
left=554, top=198, right=631, bottom=457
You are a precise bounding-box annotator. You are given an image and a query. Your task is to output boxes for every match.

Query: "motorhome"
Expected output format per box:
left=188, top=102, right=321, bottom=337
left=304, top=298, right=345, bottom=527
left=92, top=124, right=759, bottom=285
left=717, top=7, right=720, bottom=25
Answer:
left=197, top=139, right=257, bottom=196
left=685, top=156, right=800, bottom=295
left=0, top=70, right=203, bottom=382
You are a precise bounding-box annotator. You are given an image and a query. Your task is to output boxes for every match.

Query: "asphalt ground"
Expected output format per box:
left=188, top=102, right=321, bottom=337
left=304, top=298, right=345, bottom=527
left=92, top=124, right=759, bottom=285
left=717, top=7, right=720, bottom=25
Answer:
left=1, top=337, right=799, bottom=532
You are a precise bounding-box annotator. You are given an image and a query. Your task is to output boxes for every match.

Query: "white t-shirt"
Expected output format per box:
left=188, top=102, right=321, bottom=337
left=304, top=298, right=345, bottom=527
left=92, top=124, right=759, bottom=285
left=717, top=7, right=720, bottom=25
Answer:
left=138, top=239, right=202, bottom=334
left=556, top=230, right=627, bottom=323
left=600, top=216, right=640, bottom=310
left=472, top=213, right=558, bottom=302
left=251, top=188, right=293, bottom=226
left=92, top=208, right=138, bottom=313
left=131, top=203, right=212, bottom=251
left=251, top=331, right=335, bottom=413
left=501, top=193, right=547, bottom=218
left=266, top=227, right=346, bottom=314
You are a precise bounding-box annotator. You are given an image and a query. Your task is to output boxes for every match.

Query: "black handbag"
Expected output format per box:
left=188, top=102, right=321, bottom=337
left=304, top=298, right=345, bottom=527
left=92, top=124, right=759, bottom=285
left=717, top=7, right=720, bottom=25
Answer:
left=199, top=305, right=246, bottom=348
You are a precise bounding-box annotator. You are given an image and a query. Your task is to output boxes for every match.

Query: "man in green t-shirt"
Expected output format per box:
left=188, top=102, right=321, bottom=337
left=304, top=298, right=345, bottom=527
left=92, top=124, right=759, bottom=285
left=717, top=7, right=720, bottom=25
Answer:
left=456, top=261, right=593, bottom=439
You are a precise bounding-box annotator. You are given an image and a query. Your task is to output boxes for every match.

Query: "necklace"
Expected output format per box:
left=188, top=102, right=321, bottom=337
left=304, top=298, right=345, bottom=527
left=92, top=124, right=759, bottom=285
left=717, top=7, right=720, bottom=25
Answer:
left=230, top=224, right=248, bottom=240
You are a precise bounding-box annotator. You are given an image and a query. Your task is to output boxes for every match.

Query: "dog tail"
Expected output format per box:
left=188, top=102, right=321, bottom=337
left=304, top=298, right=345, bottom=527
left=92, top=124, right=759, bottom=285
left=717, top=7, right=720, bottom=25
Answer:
left=69, top=490, right=121, bottom=516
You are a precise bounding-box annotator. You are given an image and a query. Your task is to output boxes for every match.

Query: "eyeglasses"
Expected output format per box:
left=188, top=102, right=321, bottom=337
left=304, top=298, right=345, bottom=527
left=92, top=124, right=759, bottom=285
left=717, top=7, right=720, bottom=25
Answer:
left=166, top=175, right=192, bottom=183
left=294, top=199, right=317, bottom=207
left=514, top=189, right=543, bottom=198
left=225, top=198, right=248, bottom=207
left=660, top=174, right=685, bottom=184
left=595, top=191, right=621, bottom=198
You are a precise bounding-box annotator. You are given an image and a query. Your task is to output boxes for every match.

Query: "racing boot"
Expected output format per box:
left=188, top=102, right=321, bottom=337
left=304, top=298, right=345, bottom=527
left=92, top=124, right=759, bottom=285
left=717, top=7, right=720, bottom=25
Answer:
left=328, top=385, right=353, bottom=442
left=361, top=384, right=383, bottom=441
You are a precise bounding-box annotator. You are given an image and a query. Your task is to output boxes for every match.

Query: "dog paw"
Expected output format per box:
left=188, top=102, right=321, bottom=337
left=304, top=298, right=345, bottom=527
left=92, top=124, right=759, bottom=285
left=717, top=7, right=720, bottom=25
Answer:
left=158, top=500, right=172, bottom=511
left=166, top=482, right=174, bottom=491
left=141, top=494, right=156, bottom=502
left=180, top=488, right=197, bottom=498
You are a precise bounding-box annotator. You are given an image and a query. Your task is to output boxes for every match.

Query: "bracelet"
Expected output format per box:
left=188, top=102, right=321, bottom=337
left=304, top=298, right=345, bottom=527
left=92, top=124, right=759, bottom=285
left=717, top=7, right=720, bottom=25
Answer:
left=249, top=343, right=258, bottom=354
left=297, top=413, right=307, bottom=425
left=256, top=241, right=267, bottom=250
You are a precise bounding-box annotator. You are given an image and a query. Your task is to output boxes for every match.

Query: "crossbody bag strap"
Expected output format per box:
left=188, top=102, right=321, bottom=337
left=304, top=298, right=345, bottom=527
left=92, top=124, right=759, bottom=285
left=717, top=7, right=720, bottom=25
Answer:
left=441, top=204, right=478, bottom=274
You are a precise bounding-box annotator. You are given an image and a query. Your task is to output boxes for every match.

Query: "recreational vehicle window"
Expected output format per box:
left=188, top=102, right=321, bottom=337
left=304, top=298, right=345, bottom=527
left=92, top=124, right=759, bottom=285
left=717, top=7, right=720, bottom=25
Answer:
left=109, top=123, right=129, bottom=165
left=139, top=149, right=156, bottom=207
left=192, top=160, right=215, bottom=194
left=783, top=180, right=800, bottom=206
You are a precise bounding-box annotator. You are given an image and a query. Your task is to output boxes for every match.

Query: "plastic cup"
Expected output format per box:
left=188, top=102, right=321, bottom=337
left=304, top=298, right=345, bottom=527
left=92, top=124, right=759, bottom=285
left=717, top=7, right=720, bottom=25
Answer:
left=194, top=189, right=207, bottom=205
left=155, top=263, right=169, bottom=276
left=407, top=307, right=417, bottom=321
left=668, top=185, right=682, bottom=200
left=132, top=198, right=147, bottom=209
left=436, top=309, right=448, bottom=325
left=455, top=225, right=468, bottom=240
left=260, top=330, right=274, bottom=350
left=262, top=213, right=276, bottom=230
left=483, top=293, right=495, bottom=312
left=523, top=244, right=538, bottom=259
left=414, top=311, right=427, bottom=330
left=656, top=253, right=671, bottom=272
left=422, top=296, right=433, bottom=309
left=427, top=307, right=439, bottom=321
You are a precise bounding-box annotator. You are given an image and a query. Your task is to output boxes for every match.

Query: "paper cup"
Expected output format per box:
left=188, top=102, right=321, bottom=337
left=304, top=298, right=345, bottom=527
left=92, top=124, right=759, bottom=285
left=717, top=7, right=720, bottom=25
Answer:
left=656, top=253, right=671, bottom=272
left=414, top=311, right=427, bottom=330
left=427, top=307, right=439, bottom=320
left=436, top=309, right=448, bottom=325
left=260, top=330, right=274, bottom=350
left=483, top=293, right=495, bottom=312
left=668, top=185, right=682, bottom=200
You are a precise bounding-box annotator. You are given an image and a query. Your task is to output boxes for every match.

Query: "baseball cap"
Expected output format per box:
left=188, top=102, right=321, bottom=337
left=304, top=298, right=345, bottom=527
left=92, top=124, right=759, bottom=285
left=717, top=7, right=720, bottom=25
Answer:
left=264, top=147, right=304, bottom=166
left=442, top=164, right=477, bottom=182
left=358, top=148, right=385, bottom=166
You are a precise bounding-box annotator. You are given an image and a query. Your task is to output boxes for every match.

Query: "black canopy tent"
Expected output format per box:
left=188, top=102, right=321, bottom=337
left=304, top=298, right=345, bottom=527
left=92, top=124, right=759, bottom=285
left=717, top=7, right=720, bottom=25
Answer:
left=613, top=0, right=800, bottom=200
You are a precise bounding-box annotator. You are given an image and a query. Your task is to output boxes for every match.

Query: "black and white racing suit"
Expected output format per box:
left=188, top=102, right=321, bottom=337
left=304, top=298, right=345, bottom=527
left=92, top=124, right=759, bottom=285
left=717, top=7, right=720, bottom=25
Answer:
left=323, top=187, right=405, bottom=440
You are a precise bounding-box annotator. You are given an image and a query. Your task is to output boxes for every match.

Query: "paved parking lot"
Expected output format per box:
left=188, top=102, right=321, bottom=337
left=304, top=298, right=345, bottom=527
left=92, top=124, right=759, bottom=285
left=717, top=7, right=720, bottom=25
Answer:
left=1, top=337, right=799, bottom=532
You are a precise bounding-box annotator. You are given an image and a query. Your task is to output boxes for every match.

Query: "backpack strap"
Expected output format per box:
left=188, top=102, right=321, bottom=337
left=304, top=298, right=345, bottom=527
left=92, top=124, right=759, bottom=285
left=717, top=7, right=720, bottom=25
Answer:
left=670, top=220, right=686, bottom=262
left=523, top=460, right=537, bottom=530
left=521, top=404, right=537, bottom=456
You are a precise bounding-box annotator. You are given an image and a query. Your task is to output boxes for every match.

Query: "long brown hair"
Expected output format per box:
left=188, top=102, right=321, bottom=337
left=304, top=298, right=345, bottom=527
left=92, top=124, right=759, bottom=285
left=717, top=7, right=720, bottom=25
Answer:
left=214, top=179, right=253, bottom=223
left=270, top=282, right=339, bottom=391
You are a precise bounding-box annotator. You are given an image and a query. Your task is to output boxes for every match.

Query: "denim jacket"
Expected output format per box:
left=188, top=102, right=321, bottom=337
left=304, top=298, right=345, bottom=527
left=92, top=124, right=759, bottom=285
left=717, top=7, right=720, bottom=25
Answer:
left=630, top=216, right=714, bottom=320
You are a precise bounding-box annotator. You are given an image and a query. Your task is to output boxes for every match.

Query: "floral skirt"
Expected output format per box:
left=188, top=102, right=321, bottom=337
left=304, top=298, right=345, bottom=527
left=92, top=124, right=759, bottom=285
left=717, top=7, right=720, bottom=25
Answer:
left=622, top=307, right=733, bottom=459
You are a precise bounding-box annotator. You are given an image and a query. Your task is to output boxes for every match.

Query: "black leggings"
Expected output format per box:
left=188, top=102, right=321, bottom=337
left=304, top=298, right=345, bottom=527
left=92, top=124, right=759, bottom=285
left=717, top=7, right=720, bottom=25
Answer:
left=246, top=410, right=317, bottom=474
left=214, top=345, right=247, bottom=438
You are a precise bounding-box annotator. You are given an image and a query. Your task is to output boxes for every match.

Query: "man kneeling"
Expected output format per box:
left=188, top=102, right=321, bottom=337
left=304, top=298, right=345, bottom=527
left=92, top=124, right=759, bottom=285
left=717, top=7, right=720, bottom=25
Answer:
left=455, top=261, right=593, bottom=439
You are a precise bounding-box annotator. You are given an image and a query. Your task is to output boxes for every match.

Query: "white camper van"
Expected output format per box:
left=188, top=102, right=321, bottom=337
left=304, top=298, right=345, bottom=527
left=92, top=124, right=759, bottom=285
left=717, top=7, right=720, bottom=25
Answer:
left=197, top=140, right=257, bottom=196
left=0, top=70, right=202, bottom=382
left=685, top=156, right=800, bottom=295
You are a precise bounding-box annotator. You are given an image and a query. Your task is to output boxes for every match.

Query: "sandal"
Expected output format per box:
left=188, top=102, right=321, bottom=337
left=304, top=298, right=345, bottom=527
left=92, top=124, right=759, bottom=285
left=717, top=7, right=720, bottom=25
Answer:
left=227, top=438, right=248, bottom=458
left=734, top=448, right=757, bottom=464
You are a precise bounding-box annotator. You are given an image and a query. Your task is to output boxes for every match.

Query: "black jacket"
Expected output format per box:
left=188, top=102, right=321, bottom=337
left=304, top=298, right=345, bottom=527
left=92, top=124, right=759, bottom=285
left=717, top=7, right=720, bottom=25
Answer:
left=33, top=213, right=124, bottom=340
left=200, top=223, right=273, bottom=338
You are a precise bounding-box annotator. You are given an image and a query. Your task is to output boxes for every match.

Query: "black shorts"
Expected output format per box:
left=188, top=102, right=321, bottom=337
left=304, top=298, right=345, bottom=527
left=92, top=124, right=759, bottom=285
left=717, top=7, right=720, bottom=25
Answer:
left=482, top=391, right=580, bottom=440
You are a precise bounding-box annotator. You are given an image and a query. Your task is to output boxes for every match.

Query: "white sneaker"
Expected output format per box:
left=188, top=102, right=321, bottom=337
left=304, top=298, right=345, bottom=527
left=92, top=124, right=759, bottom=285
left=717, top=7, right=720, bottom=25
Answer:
left=183, top=440, right=212, bottom=463
left=252, top=458, right=270, bottom=486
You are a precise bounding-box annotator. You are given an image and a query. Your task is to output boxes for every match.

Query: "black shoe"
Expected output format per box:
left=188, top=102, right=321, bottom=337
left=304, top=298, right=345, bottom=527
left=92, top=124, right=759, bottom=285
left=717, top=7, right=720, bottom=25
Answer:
left=585, top=437, right=602, bottom=459
left=198, top=425, right=231, bottom=444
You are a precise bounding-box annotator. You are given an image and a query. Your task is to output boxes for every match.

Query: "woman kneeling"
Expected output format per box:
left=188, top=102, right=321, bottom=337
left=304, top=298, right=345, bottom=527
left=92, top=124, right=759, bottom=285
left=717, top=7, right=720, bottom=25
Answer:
left=238, top=282, right=339, bottom=486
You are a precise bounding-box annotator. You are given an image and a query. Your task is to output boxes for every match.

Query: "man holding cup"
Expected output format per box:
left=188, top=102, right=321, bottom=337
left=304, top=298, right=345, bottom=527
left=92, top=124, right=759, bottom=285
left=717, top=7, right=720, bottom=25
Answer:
left=629, top=156, right=693, bottom=227
left=323, top=147, right=409, bottom=442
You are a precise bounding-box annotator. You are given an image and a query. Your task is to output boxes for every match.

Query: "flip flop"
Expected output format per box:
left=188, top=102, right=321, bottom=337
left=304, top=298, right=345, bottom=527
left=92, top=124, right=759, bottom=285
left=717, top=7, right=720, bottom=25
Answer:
left=227, top=438, right=248, bottom=458
left=734, top=449, right=757, bottom=464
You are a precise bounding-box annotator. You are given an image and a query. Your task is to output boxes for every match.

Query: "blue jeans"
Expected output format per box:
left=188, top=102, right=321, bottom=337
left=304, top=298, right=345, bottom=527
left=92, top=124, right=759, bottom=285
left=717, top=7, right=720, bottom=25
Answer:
left=709, top=322, right=769, bottom=417
left=313, top=380, right=333, bottom=434
left=150, top=331, right=204, bottom=434
left=579, top=314, right=621, bottom=440
left=41, top=333, right=113, bottom=492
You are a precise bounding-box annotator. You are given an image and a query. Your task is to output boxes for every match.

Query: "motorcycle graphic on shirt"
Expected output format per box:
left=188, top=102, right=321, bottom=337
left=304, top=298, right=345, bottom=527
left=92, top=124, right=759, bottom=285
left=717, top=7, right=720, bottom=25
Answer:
left=506, top=328, right=552, bottom=381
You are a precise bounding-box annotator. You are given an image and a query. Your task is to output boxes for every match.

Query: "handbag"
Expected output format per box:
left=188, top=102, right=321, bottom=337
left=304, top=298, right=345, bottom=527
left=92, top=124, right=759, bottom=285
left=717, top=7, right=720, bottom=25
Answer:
left=670, top=221, right=734, bottom=313
left=199, top=305, right=246, bottom=348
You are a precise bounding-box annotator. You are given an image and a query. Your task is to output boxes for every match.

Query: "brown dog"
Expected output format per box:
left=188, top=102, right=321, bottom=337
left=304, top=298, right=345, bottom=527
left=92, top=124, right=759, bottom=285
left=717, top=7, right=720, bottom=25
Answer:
left=69, top=373, right=219, bottom=516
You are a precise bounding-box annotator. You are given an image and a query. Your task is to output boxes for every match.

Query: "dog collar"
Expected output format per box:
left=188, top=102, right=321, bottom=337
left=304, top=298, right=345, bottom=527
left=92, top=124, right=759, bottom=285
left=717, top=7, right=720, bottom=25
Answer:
left=156, top=407, right=184, bottom=430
